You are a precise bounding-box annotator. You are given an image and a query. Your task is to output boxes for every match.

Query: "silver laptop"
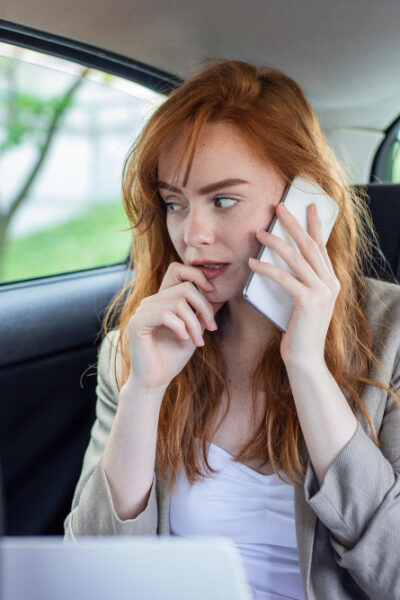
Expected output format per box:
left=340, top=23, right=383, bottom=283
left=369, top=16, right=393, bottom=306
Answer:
left=0, top=535, right=253, bottom=600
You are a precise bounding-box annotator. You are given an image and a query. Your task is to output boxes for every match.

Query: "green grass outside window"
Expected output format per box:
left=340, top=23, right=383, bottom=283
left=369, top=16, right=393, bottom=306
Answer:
left=1, top=200, right=131, bottom=284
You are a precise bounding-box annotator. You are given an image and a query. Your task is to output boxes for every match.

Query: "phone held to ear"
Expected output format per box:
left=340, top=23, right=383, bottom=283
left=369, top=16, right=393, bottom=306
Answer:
left=243, top=176, right=339, bottom=333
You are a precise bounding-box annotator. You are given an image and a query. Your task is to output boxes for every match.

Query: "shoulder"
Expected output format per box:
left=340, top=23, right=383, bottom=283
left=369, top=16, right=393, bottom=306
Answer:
left=363, top=276, right=400, bottom=312
left=361, top=279, right=400, bottom=467
left=361, top=278, right=400, bottom=395
left=96, top=328, right=124, bottom=401
left=97, top=328, right=121, bottom=367
left=363, top=277, right=400, bottom=340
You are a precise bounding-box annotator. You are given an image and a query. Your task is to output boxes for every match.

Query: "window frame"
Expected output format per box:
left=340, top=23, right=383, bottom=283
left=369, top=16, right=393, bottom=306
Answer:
left=0, top=18, right=181, bottom=94
left=370, top=113, right=400, bottom=183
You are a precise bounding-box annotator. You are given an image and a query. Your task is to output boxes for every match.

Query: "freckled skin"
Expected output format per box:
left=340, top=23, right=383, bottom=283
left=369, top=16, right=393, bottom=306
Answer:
left=157, top=121, right=286, bottom=342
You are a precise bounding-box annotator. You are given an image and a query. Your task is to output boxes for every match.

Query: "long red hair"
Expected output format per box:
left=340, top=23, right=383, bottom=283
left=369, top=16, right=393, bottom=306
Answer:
left=101, top=59, right=400, bottom=494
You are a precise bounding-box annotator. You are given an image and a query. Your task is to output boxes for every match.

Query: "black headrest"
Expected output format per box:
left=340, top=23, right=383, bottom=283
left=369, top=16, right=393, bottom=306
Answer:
left=354, top=183, right=400, bottom=284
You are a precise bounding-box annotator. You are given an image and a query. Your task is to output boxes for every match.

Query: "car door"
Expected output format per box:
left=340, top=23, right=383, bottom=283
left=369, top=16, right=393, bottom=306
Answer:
left=0, top=20, right=178, bottom=535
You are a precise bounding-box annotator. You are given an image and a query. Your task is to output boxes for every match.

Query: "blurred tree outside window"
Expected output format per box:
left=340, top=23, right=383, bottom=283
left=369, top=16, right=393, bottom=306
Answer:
left=0, top=42, right=165, bottom=284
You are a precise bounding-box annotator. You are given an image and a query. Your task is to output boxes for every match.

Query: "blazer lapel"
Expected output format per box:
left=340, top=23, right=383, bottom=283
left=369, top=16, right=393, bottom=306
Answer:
left=294, top=438, right=317, bottom=598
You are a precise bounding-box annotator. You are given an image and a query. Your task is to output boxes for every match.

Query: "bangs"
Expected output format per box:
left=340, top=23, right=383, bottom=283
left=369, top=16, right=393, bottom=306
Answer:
left=167, top=105, right=217, bottom=189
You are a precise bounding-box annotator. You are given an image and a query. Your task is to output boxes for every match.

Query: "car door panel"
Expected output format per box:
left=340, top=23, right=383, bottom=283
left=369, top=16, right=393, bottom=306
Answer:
left=0, top=264, right=130, bottom=534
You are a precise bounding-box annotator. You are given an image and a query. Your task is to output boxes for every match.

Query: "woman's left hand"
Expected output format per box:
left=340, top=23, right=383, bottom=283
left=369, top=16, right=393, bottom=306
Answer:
left=249, top=202, right=340, bottom=367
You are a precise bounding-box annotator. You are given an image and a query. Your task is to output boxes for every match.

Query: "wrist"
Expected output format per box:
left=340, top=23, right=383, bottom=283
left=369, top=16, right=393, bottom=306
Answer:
left=284, top=356, right=326, bottom=373
left=120, top=376, right=168, bottom=402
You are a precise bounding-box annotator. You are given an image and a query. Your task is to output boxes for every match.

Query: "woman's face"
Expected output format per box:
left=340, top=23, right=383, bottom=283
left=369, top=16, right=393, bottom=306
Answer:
left=157, top=121, right=286, bottom=303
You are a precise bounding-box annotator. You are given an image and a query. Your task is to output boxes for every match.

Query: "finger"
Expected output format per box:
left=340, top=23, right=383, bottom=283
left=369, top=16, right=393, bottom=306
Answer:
left=256, top=229, right=322, bottom=286
left=161, top=310, right=192, bottom=342
left=174, top=302, right=206, bottom=346
left=144, top=296, right=206, bottom=345
left=160, top=262, right=215, bottom=294
left=181, top=283, right=218, bottom=331
left=137, top=303, right=202, bottom=346
left=131, top=302, right=191, bottom=342
left=307, top=203, right=336, bottom=277
left=152, top=282, right=218, bottom=330
left=273, top=203, right=331, bottom=282
left=248, top=258, right=305, bottom=298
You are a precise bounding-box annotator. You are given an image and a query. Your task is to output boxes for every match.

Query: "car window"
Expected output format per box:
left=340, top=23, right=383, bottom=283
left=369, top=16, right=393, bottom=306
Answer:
left=0, top=41, right=165, bottom=285
left=382, top=125, right=400, bottom=182
left=371, top=119, right=400, bottom=183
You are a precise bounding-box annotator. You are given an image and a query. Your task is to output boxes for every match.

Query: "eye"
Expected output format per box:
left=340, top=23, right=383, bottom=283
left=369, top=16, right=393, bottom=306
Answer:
left=162, top=201, right=179, bottom=212
left=214, top=195, right=238, bottom=208
left=161, top=195, right=238, bottom=213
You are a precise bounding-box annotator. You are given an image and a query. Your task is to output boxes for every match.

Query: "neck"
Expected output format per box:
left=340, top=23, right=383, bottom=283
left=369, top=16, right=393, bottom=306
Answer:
left=219, top=295, right=276, bottom=345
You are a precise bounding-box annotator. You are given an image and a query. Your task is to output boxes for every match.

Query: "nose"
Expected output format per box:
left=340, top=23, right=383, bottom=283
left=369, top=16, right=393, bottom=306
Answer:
left=183, top=207, right=216, bottom=246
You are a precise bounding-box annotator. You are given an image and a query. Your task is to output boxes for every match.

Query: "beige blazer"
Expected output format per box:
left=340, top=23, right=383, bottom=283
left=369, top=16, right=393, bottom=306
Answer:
left=64, top=276, right=400, bottom=600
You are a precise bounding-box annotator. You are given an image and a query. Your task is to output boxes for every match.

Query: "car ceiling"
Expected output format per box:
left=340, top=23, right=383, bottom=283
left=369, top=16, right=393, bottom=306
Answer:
left=2, top=0, right=400, bottom=181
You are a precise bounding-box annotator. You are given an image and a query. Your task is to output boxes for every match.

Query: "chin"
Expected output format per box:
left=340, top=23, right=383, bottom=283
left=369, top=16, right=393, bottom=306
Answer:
left=209, top=284, right=240, bottom=301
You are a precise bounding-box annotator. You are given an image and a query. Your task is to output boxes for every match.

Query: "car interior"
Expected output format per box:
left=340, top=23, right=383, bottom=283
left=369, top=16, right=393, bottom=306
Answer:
left=0, top=1, right=399, bottom=537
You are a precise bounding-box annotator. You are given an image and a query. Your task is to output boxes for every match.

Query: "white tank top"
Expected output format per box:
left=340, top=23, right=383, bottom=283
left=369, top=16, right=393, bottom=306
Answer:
left=170, top=439, right=304, bottom=600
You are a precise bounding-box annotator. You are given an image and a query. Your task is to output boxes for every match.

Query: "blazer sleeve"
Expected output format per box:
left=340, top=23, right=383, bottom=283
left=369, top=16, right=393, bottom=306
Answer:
left=63, top=329, right=158, bottom=540
left=303, top=356, right=400, bottom=600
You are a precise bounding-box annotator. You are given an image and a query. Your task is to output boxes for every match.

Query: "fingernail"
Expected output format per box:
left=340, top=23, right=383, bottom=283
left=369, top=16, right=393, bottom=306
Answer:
left=209, top=319, right=218, bottom=330
left=279, top=203, right=288, bottom=213
left=197, top=335, right=205, bottom=346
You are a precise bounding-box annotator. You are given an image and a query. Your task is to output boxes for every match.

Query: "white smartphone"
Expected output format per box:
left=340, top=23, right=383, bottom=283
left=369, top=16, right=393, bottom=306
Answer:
left=243, top=176, right=339, bottom=332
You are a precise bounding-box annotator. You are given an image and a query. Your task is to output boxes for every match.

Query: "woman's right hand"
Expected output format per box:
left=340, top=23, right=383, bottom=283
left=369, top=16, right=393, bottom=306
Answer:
left=127, top=262, right=225, bottom=391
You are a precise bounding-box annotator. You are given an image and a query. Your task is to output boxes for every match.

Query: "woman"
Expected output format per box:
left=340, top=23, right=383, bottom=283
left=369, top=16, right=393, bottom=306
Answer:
left=64, top=59, right=400, bottom=600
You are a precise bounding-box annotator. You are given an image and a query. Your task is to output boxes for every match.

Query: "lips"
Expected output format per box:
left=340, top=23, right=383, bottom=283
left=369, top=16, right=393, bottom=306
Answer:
left=196, top=263, right=227, bottom=268
left=191, top=261, right=229, bottom=266
left=197, top=264, right=230, bottom=280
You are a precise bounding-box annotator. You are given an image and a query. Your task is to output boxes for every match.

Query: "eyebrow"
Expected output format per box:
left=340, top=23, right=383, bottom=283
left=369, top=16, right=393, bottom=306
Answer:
left=157, top=178, right=250, bottom=195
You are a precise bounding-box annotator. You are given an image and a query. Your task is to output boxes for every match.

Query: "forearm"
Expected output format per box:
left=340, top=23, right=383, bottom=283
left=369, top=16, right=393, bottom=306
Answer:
left=285, top=359, right=358, bottom=487
left=102, top=379, right=166, bottom=521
